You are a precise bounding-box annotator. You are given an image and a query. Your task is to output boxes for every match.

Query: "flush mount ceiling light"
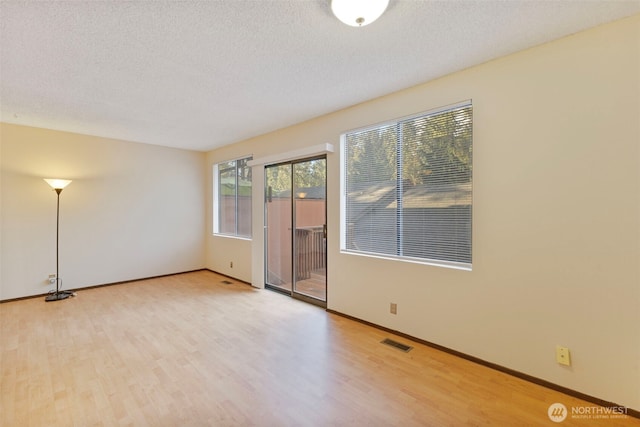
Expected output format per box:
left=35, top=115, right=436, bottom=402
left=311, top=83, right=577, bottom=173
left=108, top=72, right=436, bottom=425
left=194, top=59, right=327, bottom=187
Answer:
left=331, top=0, right=389, bottom=27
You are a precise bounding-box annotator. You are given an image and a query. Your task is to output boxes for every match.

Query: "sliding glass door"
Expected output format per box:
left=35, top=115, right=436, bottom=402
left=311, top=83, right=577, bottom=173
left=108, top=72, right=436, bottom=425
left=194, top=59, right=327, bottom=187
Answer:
left=265, top=163, right=293, bottom=291
left=265, top=157, right=326, bottom=305
left=292, top=157, right=326, bottom=302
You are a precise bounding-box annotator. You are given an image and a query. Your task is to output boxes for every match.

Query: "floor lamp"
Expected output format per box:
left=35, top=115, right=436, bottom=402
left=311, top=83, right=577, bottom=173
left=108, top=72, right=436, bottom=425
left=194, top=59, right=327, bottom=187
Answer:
left=44, top=178, right=74, bottom=302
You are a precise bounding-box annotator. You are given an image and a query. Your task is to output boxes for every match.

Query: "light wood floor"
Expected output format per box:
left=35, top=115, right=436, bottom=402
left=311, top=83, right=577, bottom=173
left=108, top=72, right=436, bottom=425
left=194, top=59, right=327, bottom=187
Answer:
left=1, top=270, right=637, bottom=426
left=278, top=271, right=327, bottom=302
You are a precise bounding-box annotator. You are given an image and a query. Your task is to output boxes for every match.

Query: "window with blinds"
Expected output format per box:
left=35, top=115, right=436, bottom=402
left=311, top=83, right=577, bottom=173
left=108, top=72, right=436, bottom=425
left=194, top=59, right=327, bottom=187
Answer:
left=214, top=156, right=252, bottom=238
left=342, top=101, right=472, bottom=269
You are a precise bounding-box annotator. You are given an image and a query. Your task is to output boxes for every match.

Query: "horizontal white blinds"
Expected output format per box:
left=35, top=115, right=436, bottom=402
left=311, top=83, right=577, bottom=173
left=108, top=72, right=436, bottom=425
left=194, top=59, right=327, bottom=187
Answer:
left=343, top=102, right=472, bottom=267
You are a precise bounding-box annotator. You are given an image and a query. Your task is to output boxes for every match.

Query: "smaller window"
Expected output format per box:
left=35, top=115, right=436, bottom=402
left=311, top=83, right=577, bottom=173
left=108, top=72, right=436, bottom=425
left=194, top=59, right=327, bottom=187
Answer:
left=214, top=156, right=252, bottom=238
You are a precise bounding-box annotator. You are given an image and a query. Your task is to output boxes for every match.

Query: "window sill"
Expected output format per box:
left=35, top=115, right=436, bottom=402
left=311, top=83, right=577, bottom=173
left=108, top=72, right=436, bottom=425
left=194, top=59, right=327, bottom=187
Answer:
left=213, top=233, right=252, bottom=242
left=340, top=249, right=472, bottom=271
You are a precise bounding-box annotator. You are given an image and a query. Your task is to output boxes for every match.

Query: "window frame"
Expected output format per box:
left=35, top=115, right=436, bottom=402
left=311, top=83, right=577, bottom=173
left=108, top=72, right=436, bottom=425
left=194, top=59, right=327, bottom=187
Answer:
left=340, top=101, right=472, bottom=271
left=213, top=155, right=253, bottom=240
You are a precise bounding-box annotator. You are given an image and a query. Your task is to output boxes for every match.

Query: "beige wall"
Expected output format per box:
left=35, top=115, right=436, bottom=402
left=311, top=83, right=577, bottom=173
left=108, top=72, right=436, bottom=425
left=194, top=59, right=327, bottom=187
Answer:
left=206, top=15, right=640, bottom=410
left=0, top=124, right=206, bottom=300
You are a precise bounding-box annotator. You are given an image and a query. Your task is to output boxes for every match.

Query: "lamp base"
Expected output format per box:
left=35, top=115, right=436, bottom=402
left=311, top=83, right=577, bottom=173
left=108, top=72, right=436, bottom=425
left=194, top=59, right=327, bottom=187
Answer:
left=45, top=291, right=73, bottom=302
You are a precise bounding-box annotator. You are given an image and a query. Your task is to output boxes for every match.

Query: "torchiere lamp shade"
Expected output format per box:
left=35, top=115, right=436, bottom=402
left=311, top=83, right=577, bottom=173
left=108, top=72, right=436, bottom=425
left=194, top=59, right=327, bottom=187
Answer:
left=44, top=179, right=72, bottom=190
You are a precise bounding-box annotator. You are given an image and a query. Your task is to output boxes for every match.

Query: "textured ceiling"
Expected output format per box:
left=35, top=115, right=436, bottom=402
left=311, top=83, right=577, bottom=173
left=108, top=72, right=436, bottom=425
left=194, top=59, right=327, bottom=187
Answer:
left=1, top=1, right=639, bottom=152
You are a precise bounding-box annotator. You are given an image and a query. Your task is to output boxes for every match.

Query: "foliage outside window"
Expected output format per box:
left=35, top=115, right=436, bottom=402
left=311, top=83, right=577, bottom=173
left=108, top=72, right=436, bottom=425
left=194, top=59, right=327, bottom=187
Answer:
left=216, top=156, right=252, bottom=238
left=342, top=101, right=472, bottom=268
left=265, top=158, right=327, bottom=196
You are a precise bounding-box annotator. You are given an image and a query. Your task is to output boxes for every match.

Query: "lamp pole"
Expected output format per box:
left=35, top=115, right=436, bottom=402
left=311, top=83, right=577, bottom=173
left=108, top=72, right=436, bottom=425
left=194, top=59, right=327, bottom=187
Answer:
left=55, top=188, right=61, bottom=292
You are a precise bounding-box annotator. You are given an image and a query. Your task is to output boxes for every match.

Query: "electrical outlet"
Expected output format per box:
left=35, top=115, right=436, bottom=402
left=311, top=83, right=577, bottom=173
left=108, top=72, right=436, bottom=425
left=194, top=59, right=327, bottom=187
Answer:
left=390, top=303, right=397, bottom=315
left=556, top=345, right=571, bottom=366
left=230, top=261, right=233, bottom=268
left=48, top=274, right=56, bottom=285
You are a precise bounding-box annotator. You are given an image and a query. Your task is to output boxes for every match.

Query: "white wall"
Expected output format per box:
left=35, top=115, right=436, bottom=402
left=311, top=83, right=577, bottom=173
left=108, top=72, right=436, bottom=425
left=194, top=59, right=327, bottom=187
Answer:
left=206, top=15, right=640, bottom=410
left=0, top=124, right=206, bottom=300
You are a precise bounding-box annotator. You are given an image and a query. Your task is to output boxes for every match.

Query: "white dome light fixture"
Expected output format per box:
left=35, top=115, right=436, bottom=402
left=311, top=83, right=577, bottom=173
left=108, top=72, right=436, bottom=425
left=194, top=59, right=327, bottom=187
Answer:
left=331, top=0, right=389, bottom=27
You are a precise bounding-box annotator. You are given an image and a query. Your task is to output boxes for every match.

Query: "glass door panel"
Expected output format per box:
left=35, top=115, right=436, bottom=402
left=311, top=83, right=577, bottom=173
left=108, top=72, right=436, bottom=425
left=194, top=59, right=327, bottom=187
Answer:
left=292, top=158, right=327, bottom=301
left=265, top=163, right=292, bottom=292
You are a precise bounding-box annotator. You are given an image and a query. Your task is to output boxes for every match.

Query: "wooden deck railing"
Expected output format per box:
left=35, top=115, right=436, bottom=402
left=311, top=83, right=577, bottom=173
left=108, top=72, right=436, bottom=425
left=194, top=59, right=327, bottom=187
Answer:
left=295, top=226, right=325, bottom=280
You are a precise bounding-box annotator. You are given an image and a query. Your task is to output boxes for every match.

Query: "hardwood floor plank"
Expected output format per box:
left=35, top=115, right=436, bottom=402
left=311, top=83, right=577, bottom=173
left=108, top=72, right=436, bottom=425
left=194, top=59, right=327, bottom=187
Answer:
left=1, top=270, right=638, bottom=426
